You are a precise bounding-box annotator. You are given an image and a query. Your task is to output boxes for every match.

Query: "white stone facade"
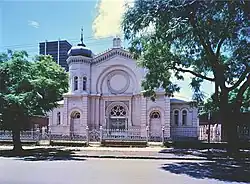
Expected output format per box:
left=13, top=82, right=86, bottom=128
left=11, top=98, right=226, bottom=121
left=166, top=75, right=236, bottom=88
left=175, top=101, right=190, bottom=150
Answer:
left=48, top=38, right=199, bottom=140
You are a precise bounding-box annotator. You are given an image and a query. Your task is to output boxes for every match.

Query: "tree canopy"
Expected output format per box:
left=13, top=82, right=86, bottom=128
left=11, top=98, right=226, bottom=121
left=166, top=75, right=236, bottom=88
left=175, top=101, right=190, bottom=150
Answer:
left=123, top=0, right=249, bottom=147
left=0, top=50, right=68, bottom=152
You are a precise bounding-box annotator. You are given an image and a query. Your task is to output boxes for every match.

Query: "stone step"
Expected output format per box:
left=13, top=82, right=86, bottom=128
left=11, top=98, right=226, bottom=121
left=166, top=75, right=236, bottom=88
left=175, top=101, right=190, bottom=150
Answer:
left=89, top=142, right=101, bottom=147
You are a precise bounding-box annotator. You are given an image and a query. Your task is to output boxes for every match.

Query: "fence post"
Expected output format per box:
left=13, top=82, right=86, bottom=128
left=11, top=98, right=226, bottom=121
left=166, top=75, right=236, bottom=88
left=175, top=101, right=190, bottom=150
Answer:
left=36, top=129, right=40, bottom=141
left=100, top=126, right=103, bottom=143
left=162, top=126, right=165, bottom=144
left=86, top=126, right=89, bottom=146
left=146, top=126, right=149, bottom=142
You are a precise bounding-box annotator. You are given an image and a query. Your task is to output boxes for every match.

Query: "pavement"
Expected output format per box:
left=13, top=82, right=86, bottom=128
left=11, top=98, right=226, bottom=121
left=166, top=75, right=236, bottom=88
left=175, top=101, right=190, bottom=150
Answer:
left=1, top=145, right=246, bottom=161
left=2, top=157, right=247, bottom=184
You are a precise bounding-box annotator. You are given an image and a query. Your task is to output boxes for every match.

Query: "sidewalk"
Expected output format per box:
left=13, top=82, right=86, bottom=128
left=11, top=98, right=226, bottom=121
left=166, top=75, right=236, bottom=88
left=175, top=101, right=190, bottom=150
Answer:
left=0, top=145, right=240, bottom=161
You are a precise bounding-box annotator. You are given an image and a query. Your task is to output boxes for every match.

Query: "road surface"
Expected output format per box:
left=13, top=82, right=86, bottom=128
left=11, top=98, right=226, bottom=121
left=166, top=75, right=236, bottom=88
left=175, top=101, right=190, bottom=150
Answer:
left=0, top=157, right=247, bottom=184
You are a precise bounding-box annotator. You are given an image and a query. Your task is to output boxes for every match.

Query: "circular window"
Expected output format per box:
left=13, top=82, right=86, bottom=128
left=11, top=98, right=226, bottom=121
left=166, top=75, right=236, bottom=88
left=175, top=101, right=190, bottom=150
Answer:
left=107, top=70, right=130, bottom=94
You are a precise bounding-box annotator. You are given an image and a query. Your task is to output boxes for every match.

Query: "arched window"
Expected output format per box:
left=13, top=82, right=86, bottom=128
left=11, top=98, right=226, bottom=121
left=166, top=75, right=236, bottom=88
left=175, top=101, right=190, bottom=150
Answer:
left=74, top=76, right=78, bottom=91
left=57, top=112, right=61, bottom=125
left=110, top=105, right=127, bottom=117
left=182, top=110, right=187, bottom=125
left=174, top=110, right=179, bottom=125
left=71, top=111, right=80, bottom=119
left=150, top=111, right=161, bottom=119
left=82, top=76, right=87, bottom=91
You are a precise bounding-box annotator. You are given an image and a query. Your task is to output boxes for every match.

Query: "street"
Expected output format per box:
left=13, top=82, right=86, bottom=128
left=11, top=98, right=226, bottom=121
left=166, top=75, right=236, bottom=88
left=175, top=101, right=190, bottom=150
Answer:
left=0, top=157, right=247, bottom=184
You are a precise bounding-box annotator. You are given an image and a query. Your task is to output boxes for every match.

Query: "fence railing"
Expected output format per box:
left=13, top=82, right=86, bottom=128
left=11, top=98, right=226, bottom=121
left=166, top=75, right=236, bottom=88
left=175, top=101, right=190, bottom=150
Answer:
left=5, top=125, right=249, bottom=144
left=102, top=128, right=146, bottom=141
left=0, top=131, right=40, bottom=141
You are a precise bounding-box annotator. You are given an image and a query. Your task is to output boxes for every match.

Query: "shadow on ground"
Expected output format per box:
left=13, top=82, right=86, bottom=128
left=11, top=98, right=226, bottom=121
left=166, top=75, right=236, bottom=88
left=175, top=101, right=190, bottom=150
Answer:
left=0, top=148, right=85, bottom=161
left=159, top=148, right=250, bottom=160
left=161, top=160, right=250, bottom=183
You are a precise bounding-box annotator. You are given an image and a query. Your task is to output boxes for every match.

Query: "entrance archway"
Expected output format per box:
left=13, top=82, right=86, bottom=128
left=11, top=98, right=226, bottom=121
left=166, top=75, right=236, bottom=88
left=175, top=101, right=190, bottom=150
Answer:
left=70, top=111, right=81, bottom=135
left=108, top=104, right=128, bottom=130
left=149, top=111, right=161, bottom=141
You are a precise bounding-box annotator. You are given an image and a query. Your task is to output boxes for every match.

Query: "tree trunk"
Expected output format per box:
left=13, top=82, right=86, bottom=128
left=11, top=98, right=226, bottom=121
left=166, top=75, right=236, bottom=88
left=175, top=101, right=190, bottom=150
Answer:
left=12, top=127, right=23, bottom=155
left=223, top=116, right=239, bottom=154
left=219, top=90, right=239, bottom=154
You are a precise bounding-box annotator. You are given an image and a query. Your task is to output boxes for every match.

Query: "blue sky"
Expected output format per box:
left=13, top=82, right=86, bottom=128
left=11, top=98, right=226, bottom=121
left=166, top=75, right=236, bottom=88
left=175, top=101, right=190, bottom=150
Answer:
left=0, top=0, right=213, bottom=100
left=0, top=0, right=116, bottom=55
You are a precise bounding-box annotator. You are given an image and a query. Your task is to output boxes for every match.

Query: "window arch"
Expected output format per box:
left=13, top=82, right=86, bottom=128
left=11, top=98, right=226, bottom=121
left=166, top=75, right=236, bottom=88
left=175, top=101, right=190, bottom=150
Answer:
left=57, top=112, right=61, bottom=125
left=110, top=105, right=127, bottom=117
left=174, top=110, right=179, bottom=125
left=150, top=111, right=161, bottom=119
left=74, top=76, right=78, bottom=91
left=71, top=111, right=80, bottom=119
left=82, top=76, right=87, bottom=91
left=182, top=110, right=187, bottom=125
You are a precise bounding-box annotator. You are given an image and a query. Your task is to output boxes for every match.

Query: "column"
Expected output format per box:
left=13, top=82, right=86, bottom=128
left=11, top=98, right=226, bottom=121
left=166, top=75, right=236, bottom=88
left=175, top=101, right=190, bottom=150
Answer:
left=140, top=96, right=147, bottom=137
left=91, top=97, right=95, bottom=128
left=100, top=97, right=104, bottom=127
left=81, top=96, right=88, bottom=136
left=164, top=96, right=171, bottom=138
left=129, top=97, right=132, bottom=128
left=96, top=95, right=100, bottom=128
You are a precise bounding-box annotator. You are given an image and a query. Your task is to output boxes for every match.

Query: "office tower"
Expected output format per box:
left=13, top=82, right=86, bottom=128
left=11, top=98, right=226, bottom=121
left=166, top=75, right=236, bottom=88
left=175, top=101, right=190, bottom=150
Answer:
left=39, top=40, right=72, bottom=71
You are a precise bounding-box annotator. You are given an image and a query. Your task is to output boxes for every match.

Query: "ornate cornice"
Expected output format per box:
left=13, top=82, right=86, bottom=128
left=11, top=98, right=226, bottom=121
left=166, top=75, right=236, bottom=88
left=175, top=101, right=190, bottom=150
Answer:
left=92, top=48, right=133, bottom=64
left=66, top=48, right=133, bottom=66
left=67, top=56, right=92, bottom=65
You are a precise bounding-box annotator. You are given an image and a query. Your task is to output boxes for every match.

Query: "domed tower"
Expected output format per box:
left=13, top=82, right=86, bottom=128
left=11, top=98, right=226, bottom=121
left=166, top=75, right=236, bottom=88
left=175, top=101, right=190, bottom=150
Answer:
left=67, top=28, right=93, bottom=94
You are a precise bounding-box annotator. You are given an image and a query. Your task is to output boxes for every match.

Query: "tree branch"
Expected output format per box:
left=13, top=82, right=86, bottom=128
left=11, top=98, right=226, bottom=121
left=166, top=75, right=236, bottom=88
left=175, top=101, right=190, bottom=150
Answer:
left=235, top=74, right=250, bottom=108
left=227, top=67, right=250, bottom=91
left=216, top=37, right=226, bottom=58
left=173, top=66, right=215, bottom=81
left=189, top=13, right=215, bottom=59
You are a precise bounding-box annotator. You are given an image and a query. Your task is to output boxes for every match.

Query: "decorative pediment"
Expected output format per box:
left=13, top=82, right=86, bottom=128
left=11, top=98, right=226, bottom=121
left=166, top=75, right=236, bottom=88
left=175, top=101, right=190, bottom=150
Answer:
left=92, top=48, right=133, bottom=64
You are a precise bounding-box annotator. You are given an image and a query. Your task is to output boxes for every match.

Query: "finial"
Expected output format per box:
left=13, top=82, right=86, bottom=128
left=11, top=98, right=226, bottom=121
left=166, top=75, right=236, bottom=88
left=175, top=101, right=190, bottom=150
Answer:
left=80, top=26, right=84, bottom=44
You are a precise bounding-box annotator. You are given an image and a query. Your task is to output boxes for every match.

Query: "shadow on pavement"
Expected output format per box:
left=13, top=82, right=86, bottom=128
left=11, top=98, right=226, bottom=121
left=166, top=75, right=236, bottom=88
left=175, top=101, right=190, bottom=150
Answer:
left=159, top=148, right=250, bottom=160
left=161, top=160, right=250, bottom=183
left=0, top=148, right=85, bottom=161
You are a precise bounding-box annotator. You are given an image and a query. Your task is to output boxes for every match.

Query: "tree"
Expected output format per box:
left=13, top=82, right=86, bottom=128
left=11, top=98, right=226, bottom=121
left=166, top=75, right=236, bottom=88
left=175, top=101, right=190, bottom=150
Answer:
left=0, top=51, right=68, bottom=154
left=123, top=0, right=249, bottom=151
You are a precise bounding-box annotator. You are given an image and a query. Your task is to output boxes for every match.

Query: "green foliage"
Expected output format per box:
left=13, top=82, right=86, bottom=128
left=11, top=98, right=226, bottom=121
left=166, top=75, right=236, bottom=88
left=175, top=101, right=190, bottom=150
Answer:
left=0, top=51, right=68, bottom=130
left=123, top=0, right=249, bottom=105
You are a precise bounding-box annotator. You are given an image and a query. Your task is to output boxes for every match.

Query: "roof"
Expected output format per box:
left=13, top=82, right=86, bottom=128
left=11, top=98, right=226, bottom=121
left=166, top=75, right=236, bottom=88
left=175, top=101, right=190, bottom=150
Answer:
left=170, top=98, right=188, bottom=103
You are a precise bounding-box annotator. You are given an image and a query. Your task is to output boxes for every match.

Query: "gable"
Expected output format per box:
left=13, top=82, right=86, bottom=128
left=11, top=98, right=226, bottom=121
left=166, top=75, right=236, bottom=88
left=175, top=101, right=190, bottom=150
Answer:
left=93, top=48, right=133, bottom=65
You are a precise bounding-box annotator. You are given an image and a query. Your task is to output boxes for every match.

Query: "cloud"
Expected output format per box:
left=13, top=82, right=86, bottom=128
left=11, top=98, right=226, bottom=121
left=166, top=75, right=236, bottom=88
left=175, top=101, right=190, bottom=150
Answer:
left=92, top=0, right=133, bottom=38
left=28, top=20, right=40, bottom=28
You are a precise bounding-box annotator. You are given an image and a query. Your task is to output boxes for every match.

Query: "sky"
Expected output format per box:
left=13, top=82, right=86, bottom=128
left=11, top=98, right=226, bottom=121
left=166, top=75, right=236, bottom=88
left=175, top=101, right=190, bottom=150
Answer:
left=0, top=0, right=213, bottom=100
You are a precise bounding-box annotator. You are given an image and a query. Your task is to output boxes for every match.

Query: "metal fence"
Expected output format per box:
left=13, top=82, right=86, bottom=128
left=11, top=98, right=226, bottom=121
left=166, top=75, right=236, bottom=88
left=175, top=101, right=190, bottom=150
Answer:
left=102, top=128, right=146, bottom=141
left=0, top=131, right=40, bottom=142
left=0, top=126, right=201, bottom=144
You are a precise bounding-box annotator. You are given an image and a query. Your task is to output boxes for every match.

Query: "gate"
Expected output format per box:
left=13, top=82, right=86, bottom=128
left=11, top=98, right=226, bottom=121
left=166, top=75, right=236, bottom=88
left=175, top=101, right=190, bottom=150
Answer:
left=89, top=129, right=100, bottom=142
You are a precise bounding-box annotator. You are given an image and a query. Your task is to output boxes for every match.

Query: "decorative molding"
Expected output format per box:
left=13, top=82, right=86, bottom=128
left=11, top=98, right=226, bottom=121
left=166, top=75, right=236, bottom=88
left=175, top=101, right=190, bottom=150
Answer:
left=93, top=48, right=133, bottom=65
left=96, top=65, right=138, bottom=94
left=107, top=70, right=130, bottom=94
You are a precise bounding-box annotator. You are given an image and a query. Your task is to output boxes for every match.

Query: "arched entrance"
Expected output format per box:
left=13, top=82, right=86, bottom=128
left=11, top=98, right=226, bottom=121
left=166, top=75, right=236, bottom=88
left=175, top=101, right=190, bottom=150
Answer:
left=149, top=111, right=161, bottom=141
left=70, top=111, right=81, bottom=135
left=108, top=104, right=128, bottom=130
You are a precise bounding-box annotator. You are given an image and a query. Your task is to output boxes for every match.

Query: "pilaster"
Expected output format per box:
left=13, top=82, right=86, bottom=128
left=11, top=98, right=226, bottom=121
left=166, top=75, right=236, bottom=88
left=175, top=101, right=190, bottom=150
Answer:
left=140, top=96, right=147, bottom=137
left=164, top=97, right=171, bottom=138
left=82, top=96, right=88, bottom=128
left=129, top=97, right=132, bottom=128
left=64, top=98, right=68, bottom=126
left=96, top=96, right=100, bottom=127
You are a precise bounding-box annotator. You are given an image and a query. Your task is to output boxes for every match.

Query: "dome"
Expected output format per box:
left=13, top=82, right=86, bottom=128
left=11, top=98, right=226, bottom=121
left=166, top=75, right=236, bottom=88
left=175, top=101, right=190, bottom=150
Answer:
left=67, top=43, right=92, bottom=57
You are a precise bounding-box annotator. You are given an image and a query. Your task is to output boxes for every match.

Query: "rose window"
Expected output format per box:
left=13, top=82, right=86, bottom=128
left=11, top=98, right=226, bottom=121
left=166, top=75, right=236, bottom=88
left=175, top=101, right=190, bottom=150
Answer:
left=110, top=105, right=127, bottom=117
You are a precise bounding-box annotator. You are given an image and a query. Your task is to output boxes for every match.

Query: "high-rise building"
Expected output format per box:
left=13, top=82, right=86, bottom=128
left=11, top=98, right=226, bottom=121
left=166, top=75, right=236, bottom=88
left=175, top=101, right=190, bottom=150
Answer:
left=39, top=40, right=72, bottom=71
